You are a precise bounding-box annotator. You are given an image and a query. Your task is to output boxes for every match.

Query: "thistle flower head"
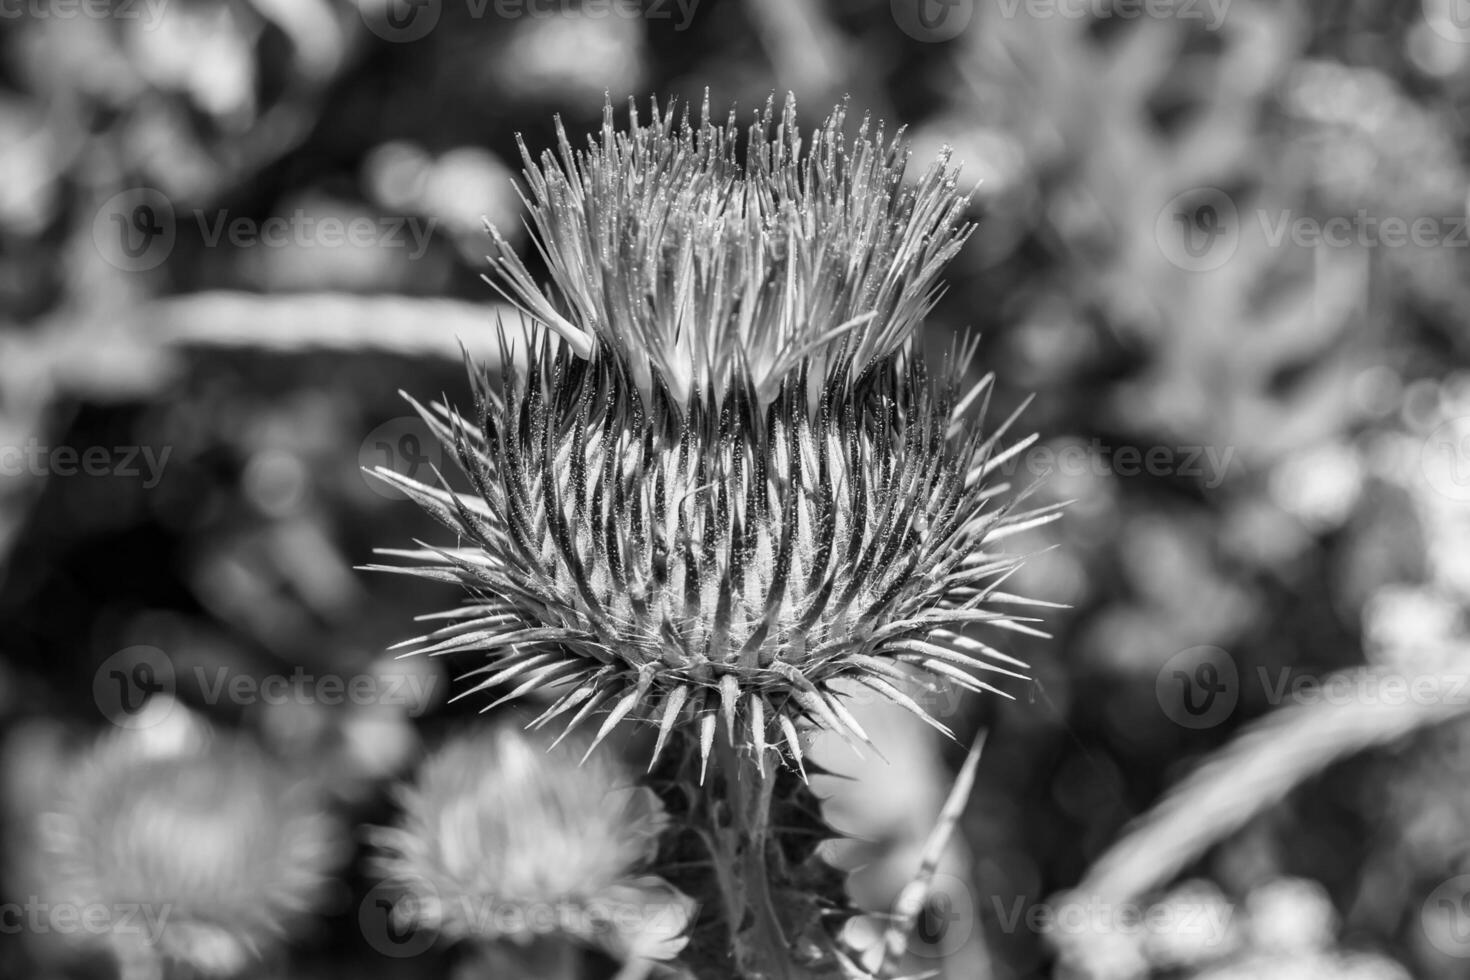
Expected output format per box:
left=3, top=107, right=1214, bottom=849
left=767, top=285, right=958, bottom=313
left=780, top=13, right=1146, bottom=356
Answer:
left=488, top=94, right=973, bottom=405
left=37, top=732, right=342, bottom=976
left=370, top=725, right=692, bottom=960
left=377, top=96, right=1057, bottom=776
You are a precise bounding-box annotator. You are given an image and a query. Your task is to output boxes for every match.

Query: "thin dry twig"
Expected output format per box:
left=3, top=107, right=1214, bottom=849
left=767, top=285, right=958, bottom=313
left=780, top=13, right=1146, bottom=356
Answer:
left=1077, top=664, right=1470, bottom=904
left=879, top=729, right=989, bottom=975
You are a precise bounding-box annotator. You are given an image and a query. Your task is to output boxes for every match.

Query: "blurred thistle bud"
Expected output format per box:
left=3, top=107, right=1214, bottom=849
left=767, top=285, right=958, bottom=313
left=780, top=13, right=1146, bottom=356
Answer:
left=369, top=725, right=693, bottom=961
left=375, top=96, right=1058, bottom=776
left=34, top=729, right=344, bottom=978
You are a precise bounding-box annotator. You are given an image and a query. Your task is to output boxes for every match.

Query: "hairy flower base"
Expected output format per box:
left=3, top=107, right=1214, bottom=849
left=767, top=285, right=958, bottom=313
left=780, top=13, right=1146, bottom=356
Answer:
left=375, top=337, right=1059, bottom=773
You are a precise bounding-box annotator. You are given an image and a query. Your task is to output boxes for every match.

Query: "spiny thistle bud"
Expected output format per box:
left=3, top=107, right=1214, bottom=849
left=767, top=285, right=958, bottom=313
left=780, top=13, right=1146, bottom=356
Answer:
left=486, top=94, right=973, bottom=406
left=35, top=731, right=343, bottom=978
left=380, top=346, right=1052, bottom=774
left=376, top=97, right=1058, bottom=777
left=369, top=725, right=693, bottom=961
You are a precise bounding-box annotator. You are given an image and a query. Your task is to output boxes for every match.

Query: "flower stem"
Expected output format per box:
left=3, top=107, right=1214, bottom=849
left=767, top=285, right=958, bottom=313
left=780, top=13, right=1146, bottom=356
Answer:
left=708, top=739, right=820, bottom=980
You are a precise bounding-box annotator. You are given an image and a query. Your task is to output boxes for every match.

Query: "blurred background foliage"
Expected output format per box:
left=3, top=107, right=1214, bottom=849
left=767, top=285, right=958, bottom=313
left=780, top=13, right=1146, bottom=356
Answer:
left=2, top=0, right=1470, bottom=978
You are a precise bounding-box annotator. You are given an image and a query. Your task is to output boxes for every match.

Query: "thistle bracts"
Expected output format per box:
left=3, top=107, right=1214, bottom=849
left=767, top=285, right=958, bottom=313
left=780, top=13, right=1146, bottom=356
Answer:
left=376, top=332, right=1053, bottom=774
left=487, top=94, right=973, bottom=406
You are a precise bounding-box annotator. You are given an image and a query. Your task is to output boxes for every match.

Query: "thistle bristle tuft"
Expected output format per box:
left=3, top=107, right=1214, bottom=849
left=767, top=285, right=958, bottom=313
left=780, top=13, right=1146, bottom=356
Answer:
left=487, top=93, right=974, bottom=406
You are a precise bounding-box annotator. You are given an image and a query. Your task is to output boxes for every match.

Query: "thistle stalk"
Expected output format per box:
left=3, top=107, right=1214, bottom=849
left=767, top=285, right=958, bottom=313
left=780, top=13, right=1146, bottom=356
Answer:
left=713, top=739, right=795, bottom=979
left=668, top=734, right=842, bottom=980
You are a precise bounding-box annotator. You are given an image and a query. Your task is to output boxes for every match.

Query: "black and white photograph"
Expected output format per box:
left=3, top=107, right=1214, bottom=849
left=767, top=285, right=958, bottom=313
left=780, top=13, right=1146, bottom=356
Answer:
left=2, top=1, right=1469, bottom=978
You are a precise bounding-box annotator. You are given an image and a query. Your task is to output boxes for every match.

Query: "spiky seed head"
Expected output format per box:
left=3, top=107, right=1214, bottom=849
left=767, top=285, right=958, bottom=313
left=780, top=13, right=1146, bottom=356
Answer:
left=487, top=93, right=973, bottom=406
left=370, top=725, right=693, bottom=961
left=377, top=96, right=1057, bottom=774
left=36, top=732, right=342, bottom=976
